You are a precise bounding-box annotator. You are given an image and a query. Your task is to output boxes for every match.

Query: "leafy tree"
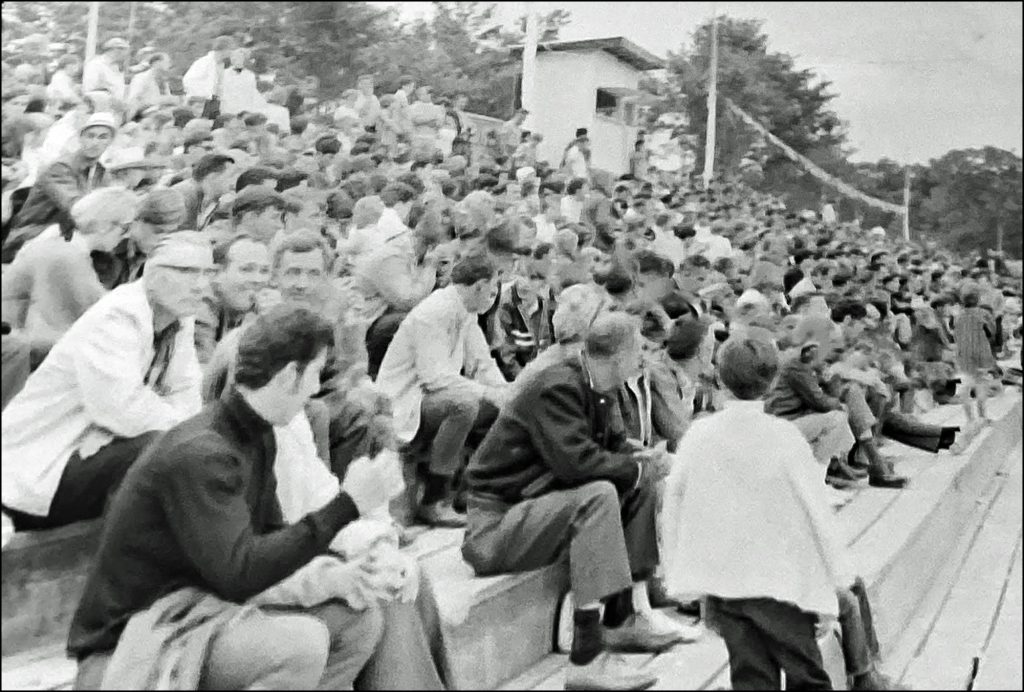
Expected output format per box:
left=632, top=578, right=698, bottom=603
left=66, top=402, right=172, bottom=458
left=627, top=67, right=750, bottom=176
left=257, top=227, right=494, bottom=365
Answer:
left=913, top=147, right=1022, bottom=258
left=654, top=16, right=848, bottom=179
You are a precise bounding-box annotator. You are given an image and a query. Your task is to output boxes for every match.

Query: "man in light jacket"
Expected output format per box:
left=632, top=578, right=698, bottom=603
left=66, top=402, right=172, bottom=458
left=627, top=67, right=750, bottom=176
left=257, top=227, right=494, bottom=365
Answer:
left=0, top=233, right=213, bottom=530
left=376, top=253, right=509, bottom=527
left=82, top=38, right=129, bottom=100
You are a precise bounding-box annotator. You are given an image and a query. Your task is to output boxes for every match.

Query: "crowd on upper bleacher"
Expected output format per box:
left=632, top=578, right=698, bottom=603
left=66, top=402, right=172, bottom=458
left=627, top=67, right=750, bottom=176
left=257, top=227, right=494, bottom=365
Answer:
left=1, top=33, right=1022, bottom=692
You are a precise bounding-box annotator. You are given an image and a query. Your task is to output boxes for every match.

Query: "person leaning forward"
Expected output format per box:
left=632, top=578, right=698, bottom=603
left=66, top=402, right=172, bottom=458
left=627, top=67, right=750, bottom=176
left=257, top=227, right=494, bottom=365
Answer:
left=462, top=313, right=699, bottom=691
left=69, top=305, right=405, bottom=690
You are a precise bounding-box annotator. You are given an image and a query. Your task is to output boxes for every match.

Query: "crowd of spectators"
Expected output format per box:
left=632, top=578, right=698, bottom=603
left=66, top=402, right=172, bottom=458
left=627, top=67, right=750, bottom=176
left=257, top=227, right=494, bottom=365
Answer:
left=1, top=33, right=1022, bottom=692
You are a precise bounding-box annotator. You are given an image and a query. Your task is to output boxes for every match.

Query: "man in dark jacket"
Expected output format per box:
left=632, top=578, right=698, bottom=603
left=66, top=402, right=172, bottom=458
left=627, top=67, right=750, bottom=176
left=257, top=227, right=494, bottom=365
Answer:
left=3, top=113, right=116, bottom=262
left=764, top=336, right=860, bottom=487
left=493, top=272, right=554, bottom=380
left=69, top=306, right=402, bottom=690
left=462, top=313, right=698, bottom=692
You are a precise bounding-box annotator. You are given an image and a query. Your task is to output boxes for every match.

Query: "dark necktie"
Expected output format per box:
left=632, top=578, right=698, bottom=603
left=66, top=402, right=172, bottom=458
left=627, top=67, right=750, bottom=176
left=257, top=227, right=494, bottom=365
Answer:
left=145, top=321, right=182, bottom=394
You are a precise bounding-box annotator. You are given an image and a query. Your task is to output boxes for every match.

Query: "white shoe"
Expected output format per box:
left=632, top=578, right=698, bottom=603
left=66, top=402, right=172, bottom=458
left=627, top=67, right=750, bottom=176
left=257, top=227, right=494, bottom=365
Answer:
left=565, top=653, right=658, bottom=690
left=644, top=609, right=703, bottom=643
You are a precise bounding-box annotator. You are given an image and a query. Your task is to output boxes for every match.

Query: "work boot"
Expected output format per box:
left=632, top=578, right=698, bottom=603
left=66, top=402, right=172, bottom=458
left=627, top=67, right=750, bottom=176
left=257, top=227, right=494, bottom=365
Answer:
left=565, top=653, right=658, bottom=691
left=862, top=440, right=909, bottom=489
left=869, top=459, right=908, bottom=489
left=829, top=456, right=868, bottom=481
left=415, top=500, right=467, bottom=528
left=938, top=426, right=959, bottom=451
left=847, top=444, right=871, bottom=472
left=603, top=613, right=687, bottom=653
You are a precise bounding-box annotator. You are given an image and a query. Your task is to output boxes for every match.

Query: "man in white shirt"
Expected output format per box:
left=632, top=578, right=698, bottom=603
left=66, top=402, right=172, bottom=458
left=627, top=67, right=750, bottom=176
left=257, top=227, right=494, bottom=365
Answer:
left=46, top=55, right=82, bottom=109
left=82, top=38, right=129, bottom=100
left=354, top=74, right=381, bottom=130
left=182, top=35, right=235, bottom=107
left=688, top=218, right=732, bottom=263
left=563, top=129, right=591, bottom=181
left=376, top=254, right=509, bottom=528
left=220, top=48, right=264, bottom=116
left=376, top=182, right=416, bottom=239
left=1, top=233, right=212, bottom=530
left=560, top=177, right=588, bottom=224
left=127, top=52, right=175, bottom=119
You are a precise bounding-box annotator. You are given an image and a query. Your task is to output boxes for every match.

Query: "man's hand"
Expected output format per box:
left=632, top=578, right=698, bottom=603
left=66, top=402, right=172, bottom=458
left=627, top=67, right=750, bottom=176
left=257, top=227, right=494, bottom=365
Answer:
left=631, top=441, right=672, bottom=482
left=341, top=451, right=405, bottom=516
left=319, top=556, right=382, bottom=610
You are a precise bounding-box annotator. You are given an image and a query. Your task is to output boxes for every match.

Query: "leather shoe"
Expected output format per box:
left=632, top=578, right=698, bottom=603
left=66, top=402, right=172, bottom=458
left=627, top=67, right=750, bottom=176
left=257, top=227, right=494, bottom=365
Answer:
left=565, top=653, right=658, bottom=691
left=603, top=614, right=686, bottom=653
left=415, top=500, right=467, bottom=528
left=829, top=457, right=868, bottom=480
left=869, top=472, right=908, bottom=489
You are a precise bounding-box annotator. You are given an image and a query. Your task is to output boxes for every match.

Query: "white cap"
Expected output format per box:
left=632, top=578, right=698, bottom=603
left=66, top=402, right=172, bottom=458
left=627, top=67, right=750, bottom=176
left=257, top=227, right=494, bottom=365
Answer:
left=79, top=112, right=118, bottom=136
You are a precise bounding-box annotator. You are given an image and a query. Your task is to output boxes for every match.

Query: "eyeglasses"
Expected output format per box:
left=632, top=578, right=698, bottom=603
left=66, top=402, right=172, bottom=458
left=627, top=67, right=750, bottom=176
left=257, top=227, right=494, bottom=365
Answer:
left=154, top=264, right=218, bottom=279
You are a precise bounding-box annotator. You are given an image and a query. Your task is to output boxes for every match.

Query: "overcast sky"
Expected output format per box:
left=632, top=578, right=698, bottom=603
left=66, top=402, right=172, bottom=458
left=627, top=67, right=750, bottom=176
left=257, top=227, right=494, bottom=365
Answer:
left=383, top=1, right=1023, bottom=164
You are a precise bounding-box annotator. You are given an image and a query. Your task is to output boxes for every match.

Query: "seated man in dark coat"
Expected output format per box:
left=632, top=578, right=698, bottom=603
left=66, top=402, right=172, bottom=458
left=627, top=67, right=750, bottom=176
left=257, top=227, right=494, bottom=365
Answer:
left=69, top=305, right=403, bottom=690
left=461, top=313, right=700, bottom=692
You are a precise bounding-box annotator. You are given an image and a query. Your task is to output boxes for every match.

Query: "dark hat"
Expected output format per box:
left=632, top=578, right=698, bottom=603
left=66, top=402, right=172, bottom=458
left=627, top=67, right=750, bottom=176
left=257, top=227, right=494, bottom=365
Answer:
left=665, top=315, right=712, bottom=361
left=231, top=184, right=295, bottom=216
left=575, top=128, right=589, bottom=139
left=137, top=188, right=186, bottom=226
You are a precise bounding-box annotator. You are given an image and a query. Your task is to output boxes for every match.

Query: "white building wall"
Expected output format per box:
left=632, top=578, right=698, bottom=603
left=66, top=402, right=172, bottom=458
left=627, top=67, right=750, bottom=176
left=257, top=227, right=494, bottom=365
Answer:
left=529, top=49, right=643, bottom=175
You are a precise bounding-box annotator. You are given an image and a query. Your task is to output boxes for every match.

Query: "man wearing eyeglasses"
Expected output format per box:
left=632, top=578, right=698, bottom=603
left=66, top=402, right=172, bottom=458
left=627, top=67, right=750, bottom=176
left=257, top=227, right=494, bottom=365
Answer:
left=1, top=233, right=213, bottom=531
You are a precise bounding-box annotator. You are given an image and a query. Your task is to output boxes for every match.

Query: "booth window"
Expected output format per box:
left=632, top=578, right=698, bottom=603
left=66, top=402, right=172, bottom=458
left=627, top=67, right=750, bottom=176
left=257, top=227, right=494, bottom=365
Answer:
left=595, top=88, right=618, bottom=118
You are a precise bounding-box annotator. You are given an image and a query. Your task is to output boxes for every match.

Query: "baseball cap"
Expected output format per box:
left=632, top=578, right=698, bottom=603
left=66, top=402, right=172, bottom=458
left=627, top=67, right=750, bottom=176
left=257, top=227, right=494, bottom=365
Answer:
left=102, top=37, right=130, bottom=51
left=79, top=112, right=118, bottom=136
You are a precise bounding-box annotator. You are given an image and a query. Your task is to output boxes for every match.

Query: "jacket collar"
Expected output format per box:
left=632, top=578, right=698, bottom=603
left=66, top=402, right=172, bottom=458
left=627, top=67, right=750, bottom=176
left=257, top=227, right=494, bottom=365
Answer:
left=220, top=388, right=274, bottom=442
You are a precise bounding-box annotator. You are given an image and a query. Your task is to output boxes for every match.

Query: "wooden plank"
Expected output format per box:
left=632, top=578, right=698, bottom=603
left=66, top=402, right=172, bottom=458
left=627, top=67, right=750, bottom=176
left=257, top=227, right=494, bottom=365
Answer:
left=498, top=654, right=568, bottom=691
left=899, top=452, right=1022, bottom=690
left=883, top=451, right=1013, bottom=680
left=0, top=642, right=75, bottom=691
left=971, top=539, right=1024, bottom=691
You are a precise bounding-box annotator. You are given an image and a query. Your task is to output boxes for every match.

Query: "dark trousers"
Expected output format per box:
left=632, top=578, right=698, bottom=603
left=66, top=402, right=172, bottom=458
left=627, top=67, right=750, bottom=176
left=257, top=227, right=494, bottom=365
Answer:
left=5, top=432, right=160, bottom=531
left=462, top=477, right=659, bottom=606
left=366, top=311, right=409, bottom=381
left=706, top=596, right=833, bottom=690
left=411, top=390, right=499, bottom=478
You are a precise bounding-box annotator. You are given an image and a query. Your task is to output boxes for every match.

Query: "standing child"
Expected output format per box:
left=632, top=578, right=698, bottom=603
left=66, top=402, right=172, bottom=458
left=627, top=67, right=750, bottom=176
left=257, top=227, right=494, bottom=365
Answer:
left=954, top=285, right=997, bottom=423
left=661, top=335, right=850, bottom=689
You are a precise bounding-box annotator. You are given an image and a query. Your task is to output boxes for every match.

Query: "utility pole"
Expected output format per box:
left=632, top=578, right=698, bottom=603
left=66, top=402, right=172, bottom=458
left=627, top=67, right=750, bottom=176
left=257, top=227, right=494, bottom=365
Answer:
left=702, top=7, right=719, bottom=189
left=124, top=1, right=137, bottom=75
left=902, top=167, right=911, bottom=242
left=521, top=2, right=539, bottom=129
left=85, top=1, right=100, bottom=64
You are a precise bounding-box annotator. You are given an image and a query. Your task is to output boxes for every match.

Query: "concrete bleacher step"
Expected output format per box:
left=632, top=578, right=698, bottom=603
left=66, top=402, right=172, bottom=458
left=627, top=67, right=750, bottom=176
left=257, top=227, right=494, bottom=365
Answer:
left=3, top=395, right=1021, bottom=690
